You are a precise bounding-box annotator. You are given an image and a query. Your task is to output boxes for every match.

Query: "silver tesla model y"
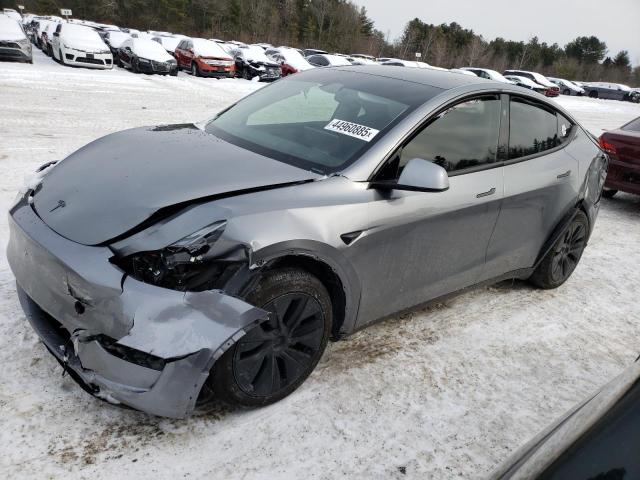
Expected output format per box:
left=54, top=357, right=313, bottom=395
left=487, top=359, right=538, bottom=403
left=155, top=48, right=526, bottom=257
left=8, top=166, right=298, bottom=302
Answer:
left=8, top=66, right=608, bottom=417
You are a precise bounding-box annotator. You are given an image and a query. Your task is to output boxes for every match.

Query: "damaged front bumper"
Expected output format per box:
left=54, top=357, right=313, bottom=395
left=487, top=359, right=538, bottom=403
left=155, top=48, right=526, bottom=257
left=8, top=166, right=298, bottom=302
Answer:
left=7, top=199, right=268, bottom=418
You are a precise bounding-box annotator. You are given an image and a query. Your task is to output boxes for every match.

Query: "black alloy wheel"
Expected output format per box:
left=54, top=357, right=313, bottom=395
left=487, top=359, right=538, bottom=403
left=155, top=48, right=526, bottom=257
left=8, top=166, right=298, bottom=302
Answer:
left=530, top=210, right=589, bottom=289
left=203, top=268, right=332, bottom=407
left=550, top=221, right=586, bottom=283
left=233, top=292, right=325, bottom=397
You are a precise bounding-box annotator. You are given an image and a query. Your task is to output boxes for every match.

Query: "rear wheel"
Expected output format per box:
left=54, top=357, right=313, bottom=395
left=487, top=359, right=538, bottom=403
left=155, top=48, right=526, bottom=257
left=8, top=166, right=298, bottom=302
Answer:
left=529, top=210, right=589, bottom=289
left=602, top=188, right=618, bottom=199
left=206, top=268, right=332, bottom=407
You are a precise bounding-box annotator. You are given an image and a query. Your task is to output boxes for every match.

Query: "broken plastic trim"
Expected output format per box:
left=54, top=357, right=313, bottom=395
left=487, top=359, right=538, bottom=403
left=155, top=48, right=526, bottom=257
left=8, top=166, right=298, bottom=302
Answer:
left=92, top=334, right=166, bottom=371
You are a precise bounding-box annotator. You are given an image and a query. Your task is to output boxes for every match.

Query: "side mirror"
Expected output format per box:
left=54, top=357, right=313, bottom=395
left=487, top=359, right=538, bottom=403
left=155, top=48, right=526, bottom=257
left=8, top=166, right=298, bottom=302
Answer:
left=370, top=158, right=449, bottom=192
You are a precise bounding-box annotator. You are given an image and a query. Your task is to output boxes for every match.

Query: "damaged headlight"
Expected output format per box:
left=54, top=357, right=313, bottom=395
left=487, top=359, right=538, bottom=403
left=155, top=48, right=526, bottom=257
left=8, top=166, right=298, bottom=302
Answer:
left=114, top=221, right=242, bottom=292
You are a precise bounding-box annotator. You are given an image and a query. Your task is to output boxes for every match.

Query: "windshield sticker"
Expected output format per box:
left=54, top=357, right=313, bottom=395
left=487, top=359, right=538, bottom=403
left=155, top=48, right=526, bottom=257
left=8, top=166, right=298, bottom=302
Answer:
left=324, top=119, right=380, bottom=142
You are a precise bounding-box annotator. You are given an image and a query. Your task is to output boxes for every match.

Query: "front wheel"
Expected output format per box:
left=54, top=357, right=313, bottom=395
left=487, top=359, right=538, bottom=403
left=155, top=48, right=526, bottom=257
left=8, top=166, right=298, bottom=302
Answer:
left=563, top=89, right=570, bottom=95
left=602, top=188, right=618, bottom=199
left=529, top=210, right=589, bottom=289
left=205, top=268, right=332, bottom=407
left=191, top=62, right=200, bottom=77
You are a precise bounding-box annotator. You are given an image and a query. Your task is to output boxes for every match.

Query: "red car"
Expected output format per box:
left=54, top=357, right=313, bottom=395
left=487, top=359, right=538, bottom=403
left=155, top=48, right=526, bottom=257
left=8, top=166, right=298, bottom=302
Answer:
left=599, top=116, right=640, bottom=198
left=174, top=37, right=235, bottom=78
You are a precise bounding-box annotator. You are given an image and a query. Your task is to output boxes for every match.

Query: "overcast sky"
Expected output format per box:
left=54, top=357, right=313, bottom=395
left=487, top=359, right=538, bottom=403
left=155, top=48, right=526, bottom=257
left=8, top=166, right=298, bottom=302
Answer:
left=362, top=0, right=640, bottom=66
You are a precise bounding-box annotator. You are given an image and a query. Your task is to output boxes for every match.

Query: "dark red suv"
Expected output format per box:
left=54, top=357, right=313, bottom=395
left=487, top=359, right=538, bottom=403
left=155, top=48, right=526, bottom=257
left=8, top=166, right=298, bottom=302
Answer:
left=599, top=116, right=640, bottom=198
left=174, top=38, right=235, bottom=78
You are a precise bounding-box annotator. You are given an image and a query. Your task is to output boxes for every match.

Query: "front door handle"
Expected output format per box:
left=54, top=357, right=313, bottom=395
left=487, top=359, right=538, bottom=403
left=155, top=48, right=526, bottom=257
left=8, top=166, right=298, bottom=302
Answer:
left=557, top=170, right=571, bottom=179
left=476, top=187, right=496, bottom=198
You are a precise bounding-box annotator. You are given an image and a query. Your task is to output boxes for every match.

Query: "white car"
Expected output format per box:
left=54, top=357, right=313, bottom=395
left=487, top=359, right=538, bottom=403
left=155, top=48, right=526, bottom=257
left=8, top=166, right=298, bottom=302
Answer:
left=460, top=67, right=513, bottom=83
left=2, top=8, right=21, bottom=22
left=306, top=53, right=354, bottom=67
left=449, top=68, right=478, bottom=76
left=0, top=14, right=32, bottom=63
left=51, top=23, right=113, bottom=69
left=504, top=75, right=547, bottom=94
left=548, top=77, right=585, bottom=96
left=152, top=35, right=182, bottom=56
left=503, top=69, right=559, bottom=96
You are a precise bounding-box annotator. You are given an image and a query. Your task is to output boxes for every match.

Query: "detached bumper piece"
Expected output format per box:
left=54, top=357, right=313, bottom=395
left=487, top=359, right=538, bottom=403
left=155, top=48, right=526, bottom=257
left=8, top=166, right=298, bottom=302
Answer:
left=7, top=199, right=268, bottom=418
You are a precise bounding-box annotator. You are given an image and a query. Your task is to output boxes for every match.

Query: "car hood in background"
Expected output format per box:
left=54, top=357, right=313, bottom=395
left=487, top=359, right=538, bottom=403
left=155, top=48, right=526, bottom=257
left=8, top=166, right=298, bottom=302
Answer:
left=33, top=124, right=320, bottom=245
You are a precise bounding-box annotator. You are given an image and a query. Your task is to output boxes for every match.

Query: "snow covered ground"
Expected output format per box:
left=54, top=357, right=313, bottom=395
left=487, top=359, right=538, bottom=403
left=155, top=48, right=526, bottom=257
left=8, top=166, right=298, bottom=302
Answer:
left=1, top=50, right=640, bottom=479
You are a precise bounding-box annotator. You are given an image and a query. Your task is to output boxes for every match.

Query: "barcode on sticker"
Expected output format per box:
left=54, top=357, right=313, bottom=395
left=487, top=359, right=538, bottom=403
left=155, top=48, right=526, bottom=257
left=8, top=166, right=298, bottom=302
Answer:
left=324, top=119, right=379, bottom=142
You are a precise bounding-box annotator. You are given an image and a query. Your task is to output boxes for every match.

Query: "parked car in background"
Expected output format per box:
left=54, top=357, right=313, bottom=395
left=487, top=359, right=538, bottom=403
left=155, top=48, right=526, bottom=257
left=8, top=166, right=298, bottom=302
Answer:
left=461, top=67, right=513, bottom=84
left=2, top=8, right=22, bottom=22
left=582, top=82, right=640, bottom=102
left=0, top=14, right=32, bottom=63
left=599, top=116, right=640, bottom=198
left=449, top=68, right=478, bottom=76
left=348, top=56, right=377, bottom=65
left=548, top=77, right=585, bottom=96
left=307, top=53, right=352, bottom=67
left=350, top=53, right=375, bottom=62
left=504, top=69, right=560, bottom=97
left=8, top=67, right=607, bottom=417
left=491, top=358, right=640, bottom=479
left=252, top=42, right=272, bottom=50
left=51, top=23, right=113, bottom=69
left=41, top=21, right=58, bottom=56
left=266, top=46, right=313, bottom=76
left=303, top=48, right=327, bottom=57
left=104, top=30, right=131, bottom=59
left=232, top=44, right=280, bottom=81
left=174, top=38, right=234, bottom=78
left=117, top=37, right=177, bottom=75
left=504, top=75, right=547, bottom=94
left=152, top=35, right=182, bottom=57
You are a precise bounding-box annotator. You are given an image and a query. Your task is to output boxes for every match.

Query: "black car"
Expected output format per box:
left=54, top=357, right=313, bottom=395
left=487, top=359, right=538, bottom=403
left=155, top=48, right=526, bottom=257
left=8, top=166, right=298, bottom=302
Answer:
left=117, top=37, right=178, bottom=76
left=232, top=45, right=280, bottom=81
left=491, top=358, right=640, bottom=479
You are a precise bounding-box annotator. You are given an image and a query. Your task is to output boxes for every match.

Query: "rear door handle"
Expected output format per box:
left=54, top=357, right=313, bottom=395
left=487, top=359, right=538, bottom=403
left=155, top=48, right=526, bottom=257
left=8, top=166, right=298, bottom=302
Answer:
left=476, top=187, right=496, bottom=198
left=557, top=170, right=571, bottom=179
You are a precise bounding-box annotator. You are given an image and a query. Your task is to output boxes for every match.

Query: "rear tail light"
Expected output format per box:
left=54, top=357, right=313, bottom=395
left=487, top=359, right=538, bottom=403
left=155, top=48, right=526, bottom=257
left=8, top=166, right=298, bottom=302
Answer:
left=598, top=136, right=617, bottom=156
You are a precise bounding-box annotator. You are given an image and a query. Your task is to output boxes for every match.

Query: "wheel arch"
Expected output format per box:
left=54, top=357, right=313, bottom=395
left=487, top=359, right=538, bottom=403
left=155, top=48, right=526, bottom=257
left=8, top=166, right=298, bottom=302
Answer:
left=246, top=240, right=362, bottom=339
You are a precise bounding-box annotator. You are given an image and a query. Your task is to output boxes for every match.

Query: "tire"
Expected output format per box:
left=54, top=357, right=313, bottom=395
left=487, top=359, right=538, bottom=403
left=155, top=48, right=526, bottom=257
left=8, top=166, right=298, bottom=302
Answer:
left=242, top=67, right=252, bottom=80
left=191, top=62, right=200, bottom=77
left=206, top=268, right=332, bottom=407
left=170, top=69, right=178, bottom=77
left=563, top=89, right=570, bottom=95
left=589, top=91, right=598, bottom=98
left=131, top=58, right=139, bottom=73
left=602, top=188, right=618, bottom=199
left=59, top=49, right=65, bottom=66
left=529, top=210, right=589, bottom=289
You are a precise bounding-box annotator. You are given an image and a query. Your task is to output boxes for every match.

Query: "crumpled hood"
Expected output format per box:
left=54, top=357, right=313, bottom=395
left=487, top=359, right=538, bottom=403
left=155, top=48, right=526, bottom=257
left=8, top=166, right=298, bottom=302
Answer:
left=33, top=124, right=319, bottom=245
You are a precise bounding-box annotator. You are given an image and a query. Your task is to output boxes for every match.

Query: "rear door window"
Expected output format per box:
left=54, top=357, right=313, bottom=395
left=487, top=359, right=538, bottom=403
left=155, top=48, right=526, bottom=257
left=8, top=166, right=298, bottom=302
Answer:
left=509, top=98, right=559, bottom=159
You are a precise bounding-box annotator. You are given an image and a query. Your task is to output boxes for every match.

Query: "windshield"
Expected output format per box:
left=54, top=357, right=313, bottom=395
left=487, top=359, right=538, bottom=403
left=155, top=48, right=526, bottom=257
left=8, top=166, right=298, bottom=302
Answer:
left=205, top=69, right=441, bottom=174
left=192, top=38, right=229, bottom=58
